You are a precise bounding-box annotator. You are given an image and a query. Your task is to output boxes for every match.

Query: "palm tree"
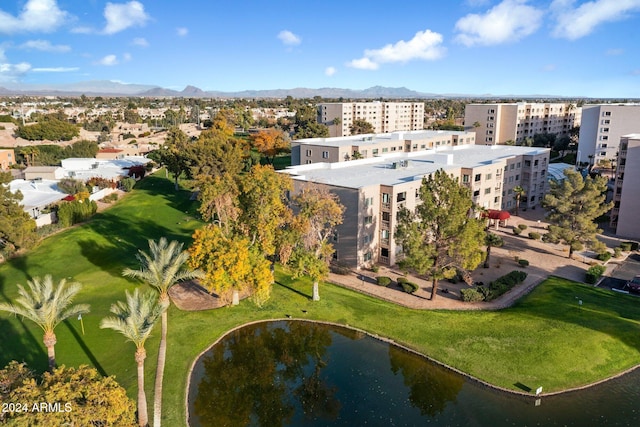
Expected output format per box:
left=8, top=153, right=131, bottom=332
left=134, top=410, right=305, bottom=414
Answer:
left=123, top=238, right=203, bottom=427
left=100, top=289, right=163, bottom=427
left=513, top=186, right=526, bottom=216
left=484, top=232, right=504, bottom=268
left=0, top=275, right=90, bottom=371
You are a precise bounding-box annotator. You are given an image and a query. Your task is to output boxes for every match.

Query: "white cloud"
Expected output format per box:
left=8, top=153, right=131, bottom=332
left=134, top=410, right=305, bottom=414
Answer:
left=176, top=27, right=188, bottom=37
left=132, top=37, right=149, bottom=47
left=347, top=29, right=445, bottom=70
left=0, top=0, right=70, bottom=34
left=606, top=48, right=624, bottom=56
left=71, top=26, right=92, bottom=34
left=325, top=66, right=336, bottom=76
left=20, top=40, right=70, bottom=53
left=0, top=62, right=32, bottom=82
left=346, top=57, right=379, bottom=70
left=277, top=30, right=301, bottom=46
left=103, top=1, right=149, bottom=35
left=550, top=0, right=640, bottom=40
left=454, top=0, right=543, bottom=46
left=97, top=54, right=118, bottom=66
left=32, top=67, right=78, bottom=72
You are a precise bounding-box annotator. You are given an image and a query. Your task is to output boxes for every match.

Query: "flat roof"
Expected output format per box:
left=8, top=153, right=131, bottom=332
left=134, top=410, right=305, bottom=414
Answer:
left=294, top=130, right=473, bottom=148
left=282, top=145, right=549, bottom=189
left=10, top=179, right=67, bottom=211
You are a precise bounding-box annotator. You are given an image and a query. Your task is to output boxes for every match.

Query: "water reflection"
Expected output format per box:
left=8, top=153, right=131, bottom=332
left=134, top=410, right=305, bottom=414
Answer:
left=189, top=320, right=640, bottom=427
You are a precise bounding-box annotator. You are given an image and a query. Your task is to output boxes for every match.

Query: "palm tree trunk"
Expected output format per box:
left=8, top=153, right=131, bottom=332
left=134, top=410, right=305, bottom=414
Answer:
left=153, top=308, right=168, bottom=427
left=136, top=348, right=149, bottom=427
left=312, top=281, right=320, bottom=301
left=43, top=330, right=57, bottom=371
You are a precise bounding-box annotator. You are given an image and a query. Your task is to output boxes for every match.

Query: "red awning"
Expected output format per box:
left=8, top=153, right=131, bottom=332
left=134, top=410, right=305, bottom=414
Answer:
left=483, top=209, right=510, bottom=220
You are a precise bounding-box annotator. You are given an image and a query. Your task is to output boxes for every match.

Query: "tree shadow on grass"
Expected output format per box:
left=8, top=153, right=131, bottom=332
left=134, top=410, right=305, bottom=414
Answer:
left=63, top=319, right=106, bottom=376
left=274, top=280, right=312, bottom=300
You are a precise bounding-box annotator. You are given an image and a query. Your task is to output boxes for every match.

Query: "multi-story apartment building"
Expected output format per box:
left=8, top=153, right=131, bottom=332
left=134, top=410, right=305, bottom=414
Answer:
left=464, top=102, right=581, bottom=145
left=611, top=134, right=640, bottom=240
left=318, top=102, right=425, bottom=137
left=282, top=145, right=550, bottom=268
left=0, top=149, right=16, bottom=170
left=291, top=130, right=476, bottom=165
left=577, top=104, right=640, bottom=166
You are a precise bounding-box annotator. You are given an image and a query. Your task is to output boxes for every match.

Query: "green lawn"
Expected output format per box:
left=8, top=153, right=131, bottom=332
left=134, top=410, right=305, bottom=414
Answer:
left=1, top=171, right=640, bottom=427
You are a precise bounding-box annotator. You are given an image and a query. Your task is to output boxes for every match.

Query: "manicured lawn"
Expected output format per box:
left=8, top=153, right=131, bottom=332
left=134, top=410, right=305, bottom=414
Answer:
left=2, top=172, right=640, bottom=427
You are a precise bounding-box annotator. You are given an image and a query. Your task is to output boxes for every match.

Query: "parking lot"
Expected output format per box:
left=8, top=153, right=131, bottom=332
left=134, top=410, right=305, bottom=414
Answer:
left=599, top=253, right=640, bottom=294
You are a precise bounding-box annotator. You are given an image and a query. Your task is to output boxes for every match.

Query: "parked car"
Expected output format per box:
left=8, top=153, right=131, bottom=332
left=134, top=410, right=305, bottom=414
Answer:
left=625, top=276, right=640, bottom=293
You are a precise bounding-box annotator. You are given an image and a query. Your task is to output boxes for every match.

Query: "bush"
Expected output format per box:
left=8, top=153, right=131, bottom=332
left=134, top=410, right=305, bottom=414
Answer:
left=585, top=265, right=606, bottom=284
left=513, top=227, right=522, bottom=236
left=101, top=193, right=119, bottom=203
left=396, top=277, right=408, bottom=284
left=622, top=241, right=639, bottom=251
left=460, top=288, right=484, bottom=302
left=370, top=265, right=379, bottom=273
left=597, top=251, right=612, bottom=262
left=614, top=247, right=622, bottom=258
left=528, top=232, right=541, bottom=240
left=400, top=281, right=419, bottom=294
left=518, top=259, right=530, bottom=267
left=483, top=270, right=528, bottom=301
left=376, top=276, right=392, bottom=287
left=331, top=263, right=351, bottom=275
left=517, top=224, right=528, bottom=230
left=619, top=242, right=632, bottom=251
left=56, top=200, right=98, bottom=227
left=120, top=177, right=136, bottom=192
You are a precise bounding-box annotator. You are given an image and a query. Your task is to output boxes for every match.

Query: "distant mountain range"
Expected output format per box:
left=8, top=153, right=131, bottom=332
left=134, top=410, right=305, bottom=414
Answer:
left=0, top=80, right=570, bottom=99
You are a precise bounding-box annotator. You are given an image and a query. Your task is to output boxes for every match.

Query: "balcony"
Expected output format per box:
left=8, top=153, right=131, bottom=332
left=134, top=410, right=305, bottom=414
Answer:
left=379, top=255, right=390, bottom=265
left=381, top=202, right=391, bottom=210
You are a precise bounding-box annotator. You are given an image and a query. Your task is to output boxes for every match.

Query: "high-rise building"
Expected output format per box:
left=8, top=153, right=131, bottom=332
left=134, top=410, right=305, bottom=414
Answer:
left=611, top=134, right=640, bottom=240
left=318, top=102, right=425, bottom=137
left=464, top=102, right=581, bottom=145
left=577, top=104, right=640, bottom=166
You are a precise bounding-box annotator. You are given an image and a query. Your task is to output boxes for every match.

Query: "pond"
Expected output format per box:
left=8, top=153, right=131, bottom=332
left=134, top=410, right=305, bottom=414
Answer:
left=188, top=320, right=640, bottom=426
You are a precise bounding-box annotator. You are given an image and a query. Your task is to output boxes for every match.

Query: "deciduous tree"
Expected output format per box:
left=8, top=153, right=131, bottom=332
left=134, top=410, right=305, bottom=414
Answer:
left=543, top=168, right=613, bottom=258
left=251, top=128, right=289, bottom=164
left=395, top=169, right=484, bottom=300
left=349, top=119, right=375, bottom=135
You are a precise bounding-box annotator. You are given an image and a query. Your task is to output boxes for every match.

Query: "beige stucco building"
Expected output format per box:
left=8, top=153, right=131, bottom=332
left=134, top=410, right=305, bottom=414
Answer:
left=577, top=104, right=640, bottom=166
left=611, top=134, right=640, bottom=240
left=282, top=145, right=550, bottom=268
left=291, top=130, right=476, bottom=165
left=464, top=102, right=581, bottom=145
left=0, top=149, right=15, bottom=170
left=318, top=102, right=425, bottom=137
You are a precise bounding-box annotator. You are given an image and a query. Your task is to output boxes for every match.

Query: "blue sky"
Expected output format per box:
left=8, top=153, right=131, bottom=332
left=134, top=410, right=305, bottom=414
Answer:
left=1, top=0, right=639, bottom=97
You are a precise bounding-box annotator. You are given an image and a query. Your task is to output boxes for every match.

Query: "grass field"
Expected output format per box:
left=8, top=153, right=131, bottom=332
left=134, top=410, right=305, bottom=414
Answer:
left=1, top=171, right=640, bottom=426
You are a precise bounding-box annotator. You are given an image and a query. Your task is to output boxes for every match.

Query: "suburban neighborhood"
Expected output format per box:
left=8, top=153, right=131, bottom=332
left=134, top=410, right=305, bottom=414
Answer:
left=1, top=1, right=640, bottom=427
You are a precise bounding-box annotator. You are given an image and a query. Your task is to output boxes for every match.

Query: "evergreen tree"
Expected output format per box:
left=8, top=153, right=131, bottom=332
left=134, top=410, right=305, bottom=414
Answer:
left=0, top=172, right=37, bottom=256
left=543, top=168, right=613, bottom=258
left=395, top=169, right=485, bottom=300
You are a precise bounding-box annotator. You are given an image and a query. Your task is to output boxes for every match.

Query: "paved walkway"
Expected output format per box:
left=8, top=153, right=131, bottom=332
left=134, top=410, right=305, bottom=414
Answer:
left=328, top=210, right=633, bottom=310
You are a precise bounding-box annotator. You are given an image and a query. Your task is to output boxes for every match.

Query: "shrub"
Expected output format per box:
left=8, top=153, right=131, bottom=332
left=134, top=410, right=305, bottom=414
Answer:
left=528, top=232, right=541, bottom=240
left=330, top=263, right=350, bottom=275
left=517, top=224, right=528, bottom=230
left=56, top=200, right=98, bottom=227
left=460, top=288, right=484, bottom=302
left=513, top=227, right=522, bottom=236
left=376, top=276, right=392, bottom=287
left=370, top=265, right=379, bottom=273
left=585, top=265, right=606, bottom=284
left=518, top=259, right=530, bottom=267
left=120, top=177, right=136, bottom=192
left=619, top=242, right=632, bottom=251
left=482, top=270, right=528, bottom=301
left=597, top=251, right=612, bottom=262
left=400, top=281, right=419, bottom=294
left=396, top=277, right=408, bottom=284
left=622, top=241, right=639, bottom=251
left=57, top=178, right=88, bottom=195
left=101, top=193, right=118, bottom=203
left=614, top=247, right=622, bottom=258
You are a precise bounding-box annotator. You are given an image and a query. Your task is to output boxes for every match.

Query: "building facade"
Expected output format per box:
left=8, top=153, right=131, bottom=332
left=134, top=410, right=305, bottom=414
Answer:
left=464, top=102, right=581, bottom=145
left=577, top=104, right=640, bottom=166
left=291, top=130, right=476, bottom=165
left=318, top=102, right=425, bottom=137
left=0, top=149, right=15, bottom=170
left=611, top=134, right=640, bottom=240
left=282, top=145, right=550, bottom=269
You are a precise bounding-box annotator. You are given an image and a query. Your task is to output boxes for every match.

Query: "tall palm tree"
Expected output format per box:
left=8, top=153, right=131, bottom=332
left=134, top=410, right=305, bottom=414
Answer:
left=513, top=185, right=526, bottom=216
left=484, top=232, right=504, bottom=268
left=122, top=238, right=203, bottom=427
left=0, top=275, right=90, bottom=371
left=100, top=289, right=163, bottom=427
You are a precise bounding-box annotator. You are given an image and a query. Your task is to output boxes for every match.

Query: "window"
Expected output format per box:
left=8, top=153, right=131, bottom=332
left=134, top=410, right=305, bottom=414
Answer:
left=306, top=160, right=312, bottom=164
left=396, top=192, right=406, bottom=202
left=473, top=190, right=480, bottom=197
left=462, top=174, right=470, bottom=183
left=372, top=149, right=379, bottom=155
left=364, top=252, right=372, bottom=262
left=382, top=148, right=389, bottom=153
left=382, top=211, right=390, bottom=222
left=494, top=196, right=499, bottom=203
left=510, top=164, right=515, bottom=170
left=604, top=111, right=611, bottom=116
left=332, top=251, right=338, bottom=261
left=534, top=159, right=538, bottom=166
left=524, top=160, right=531, bottom=167
left=306, top=149, right=312, bottom=157
left=381, top=248, right=389, bottom=258
left=363, top=234, right=371, bottom=244
left=484, top=188, right=491, bottom=195
left=382, top=193, right=391, bottom=204
left=322, top=151, right=329, bottom=159
left=364, top=196, right=373, bottom=207
left=391, top=146, right=397, bottom=151
left=332, top=231, right=339, bottom=242
left=515, top=174, right=520, bottom=181
left=381, top=229, right=390, bottom=239
left=517, top=162, right=521, bottom=168
left=364, top=216, right=373, bottom=224
left=420, top=144, right=426, bottom=149
left=474, top=174, right=481, bottom=182
left=601, top=127, right=609, bottom=132
left=485, top=173, right=492, bottom=180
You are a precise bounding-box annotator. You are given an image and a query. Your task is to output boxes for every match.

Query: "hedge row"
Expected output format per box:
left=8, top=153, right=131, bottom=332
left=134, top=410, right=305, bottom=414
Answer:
left=461, top=270, right=528, bottom=302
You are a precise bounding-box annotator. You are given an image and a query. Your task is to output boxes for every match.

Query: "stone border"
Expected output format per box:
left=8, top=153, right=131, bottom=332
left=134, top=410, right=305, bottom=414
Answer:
left=184, top=318, right=640, bottom=426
